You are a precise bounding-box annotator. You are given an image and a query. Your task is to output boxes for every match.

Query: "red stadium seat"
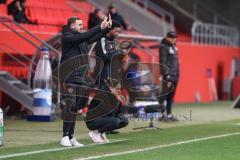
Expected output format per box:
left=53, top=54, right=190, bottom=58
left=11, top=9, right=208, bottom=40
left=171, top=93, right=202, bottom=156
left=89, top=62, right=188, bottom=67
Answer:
left=0, top=66, right=28, bottom=78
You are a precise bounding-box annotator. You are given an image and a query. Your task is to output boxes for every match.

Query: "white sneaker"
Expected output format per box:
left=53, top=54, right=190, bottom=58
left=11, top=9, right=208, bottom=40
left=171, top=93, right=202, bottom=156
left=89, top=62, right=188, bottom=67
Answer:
left=88, top=131, right=104, bottom=143
left=70, top=137, right=84, bottom=147
left=61, top=136, right=72, bottom=147
left=100, top=133, right=110, bottom=143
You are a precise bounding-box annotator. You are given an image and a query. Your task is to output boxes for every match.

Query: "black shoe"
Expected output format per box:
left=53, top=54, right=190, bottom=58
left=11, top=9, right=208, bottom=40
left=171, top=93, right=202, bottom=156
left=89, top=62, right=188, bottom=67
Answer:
left=158, top=114, right=166, bottom=121
left=106, top=130, right=119, bottom=134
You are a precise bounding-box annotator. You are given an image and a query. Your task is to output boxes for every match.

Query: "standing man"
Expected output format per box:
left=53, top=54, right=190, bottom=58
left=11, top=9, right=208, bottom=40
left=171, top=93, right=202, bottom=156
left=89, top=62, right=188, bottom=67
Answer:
left=60, top=15, right=112, bottom=147
left=95, top=20, right=122, bottom=87
left=159, top=31, right=180, bottom=122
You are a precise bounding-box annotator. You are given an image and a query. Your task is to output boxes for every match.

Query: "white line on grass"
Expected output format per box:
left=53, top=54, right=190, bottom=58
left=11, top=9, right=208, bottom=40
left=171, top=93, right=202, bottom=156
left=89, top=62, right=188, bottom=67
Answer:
left=0, top=139, right=128, bottom=159
left=75, top=132, right=240, bottom=160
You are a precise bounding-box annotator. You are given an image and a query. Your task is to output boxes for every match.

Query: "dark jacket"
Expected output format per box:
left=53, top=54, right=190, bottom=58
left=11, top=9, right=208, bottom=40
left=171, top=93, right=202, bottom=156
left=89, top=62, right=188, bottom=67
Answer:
left=110, top=12, right=128, bottom=30
left=159, top=38, right=180, bottom=82
left=95, top=36, right=118, bottom=87
left=88, top=13, right=102, bottom=29
left=61, top=25, right=110, bottom=84
left=86, top=84, right=122, bottom=123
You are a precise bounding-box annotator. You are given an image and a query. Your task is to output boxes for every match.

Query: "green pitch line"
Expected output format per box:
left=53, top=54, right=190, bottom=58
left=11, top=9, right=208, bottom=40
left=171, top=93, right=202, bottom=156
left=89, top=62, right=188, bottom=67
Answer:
left=0, top=139, right=128, bottom=159
left=1, top=119, right=240, bottom=160
left=95, top=133, right=240, bottom=160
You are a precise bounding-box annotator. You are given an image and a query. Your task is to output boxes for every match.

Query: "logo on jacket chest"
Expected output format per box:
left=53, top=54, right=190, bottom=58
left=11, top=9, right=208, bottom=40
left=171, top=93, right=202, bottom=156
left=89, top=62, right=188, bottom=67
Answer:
left=169, top=47, right=178, bottom=54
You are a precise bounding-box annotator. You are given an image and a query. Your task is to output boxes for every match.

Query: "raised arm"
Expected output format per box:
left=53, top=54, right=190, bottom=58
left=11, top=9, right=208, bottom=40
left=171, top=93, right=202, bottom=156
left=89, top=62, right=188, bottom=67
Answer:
left=62, top=25, right=102, bottom=44
left=87, top=28, right=111, bottom=44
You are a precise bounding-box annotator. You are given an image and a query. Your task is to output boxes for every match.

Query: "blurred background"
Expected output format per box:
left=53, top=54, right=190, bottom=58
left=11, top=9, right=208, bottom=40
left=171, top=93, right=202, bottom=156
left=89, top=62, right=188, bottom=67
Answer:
left=0, top=0, right=239, bottom=117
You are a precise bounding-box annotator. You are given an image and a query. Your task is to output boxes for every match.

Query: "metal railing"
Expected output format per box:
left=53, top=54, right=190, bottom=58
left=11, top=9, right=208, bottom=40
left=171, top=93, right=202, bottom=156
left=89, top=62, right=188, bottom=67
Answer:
left=132, top=0, right=174, bottom=25
left=0, top=16, right=61, bottom=107
left=119, top=33, right=162, bottom=41
left=191, top=22, right=239, bottom=47
left=169, top=0, right=235, bottom=26
left=0, top=44, right=35, bottom=111
left=0, top=43, right=33, bottom=66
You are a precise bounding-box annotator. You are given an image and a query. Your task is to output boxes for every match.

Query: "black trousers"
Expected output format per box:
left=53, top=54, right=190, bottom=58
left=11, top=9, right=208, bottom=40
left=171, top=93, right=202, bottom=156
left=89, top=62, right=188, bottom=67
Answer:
left=86, top=116, right=128, bottom=134
left=159, top=81, right=178, bottom=115
left=61, top=84, right=89, bottom=138
left=61, top=84, right=89, bottom=122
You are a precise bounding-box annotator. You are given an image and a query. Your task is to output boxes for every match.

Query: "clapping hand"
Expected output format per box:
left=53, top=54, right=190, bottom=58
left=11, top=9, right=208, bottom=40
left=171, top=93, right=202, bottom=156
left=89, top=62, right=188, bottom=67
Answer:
left=100, top=14, right=112, bottom=29
left=107, top=14, right=112, bottom=28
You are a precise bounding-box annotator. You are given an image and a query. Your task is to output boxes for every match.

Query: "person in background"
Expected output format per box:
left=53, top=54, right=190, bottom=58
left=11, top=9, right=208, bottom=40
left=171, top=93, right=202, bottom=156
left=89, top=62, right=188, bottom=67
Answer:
left=0, top=0, right=6, bottom=4
left=7, top=0, right=32, bottom=24
left=158, top=31, right=180, bottom=122
left=88, top=9, right=106, bottom=29
left=108, top=3, right=129, bottom=30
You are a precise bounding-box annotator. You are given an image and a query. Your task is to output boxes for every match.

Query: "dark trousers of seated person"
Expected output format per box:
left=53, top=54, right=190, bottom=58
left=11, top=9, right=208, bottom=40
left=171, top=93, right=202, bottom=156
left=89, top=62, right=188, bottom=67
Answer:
left=86, top=116, right=128, bottom=134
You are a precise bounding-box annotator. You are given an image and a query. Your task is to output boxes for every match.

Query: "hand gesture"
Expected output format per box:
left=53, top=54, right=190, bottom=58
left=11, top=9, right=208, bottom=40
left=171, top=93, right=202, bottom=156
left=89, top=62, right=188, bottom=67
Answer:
left=107, top=14, right=112, bottom=28
left=100, top=16, right=108, bottom=29
left=100, top=14, right=112, bottom=29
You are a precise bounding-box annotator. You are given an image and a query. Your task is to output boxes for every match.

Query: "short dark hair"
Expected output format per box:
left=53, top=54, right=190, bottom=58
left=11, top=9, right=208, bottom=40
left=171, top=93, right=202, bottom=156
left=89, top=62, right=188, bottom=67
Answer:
left=166, top=31, right=177, bottom=38
left=67, top=17, right=80, bottom=27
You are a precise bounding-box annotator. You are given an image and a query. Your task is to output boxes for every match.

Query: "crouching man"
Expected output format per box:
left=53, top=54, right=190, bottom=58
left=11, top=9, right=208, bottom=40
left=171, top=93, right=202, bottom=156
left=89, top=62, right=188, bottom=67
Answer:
left=86, top=81, right=128, bottom=143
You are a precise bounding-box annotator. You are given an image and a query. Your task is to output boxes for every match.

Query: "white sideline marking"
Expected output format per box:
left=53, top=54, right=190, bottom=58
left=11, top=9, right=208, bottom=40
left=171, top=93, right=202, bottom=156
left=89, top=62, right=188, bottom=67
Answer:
left=0, top=139, right=128, bottom=159
left=75, top=132, right=240, bottom=160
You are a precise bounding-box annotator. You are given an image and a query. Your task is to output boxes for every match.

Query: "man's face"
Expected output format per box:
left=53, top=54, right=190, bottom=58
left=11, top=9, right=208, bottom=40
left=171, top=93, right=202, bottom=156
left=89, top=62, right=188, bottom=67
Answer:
left=109, top=27, right=121, bottom=39
left=71, top=20, right=83, bottom=32
left=167, top=37, right=177, bottom=45
left=110, top=8, right=117, bottom=14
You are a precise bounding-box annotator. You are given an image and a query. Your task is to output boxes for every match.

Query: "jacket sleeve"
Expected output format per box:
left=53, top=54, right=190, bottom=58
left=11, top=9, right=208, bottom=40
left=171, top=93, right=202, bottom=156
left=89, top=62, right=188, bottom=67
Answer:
left=159, top=46, right=169, bottom=77
left=87, top=28, right=111, bottom=44
left=62, top=25, right=102, bottom=43
left=120, top=15, right=128, bottom=30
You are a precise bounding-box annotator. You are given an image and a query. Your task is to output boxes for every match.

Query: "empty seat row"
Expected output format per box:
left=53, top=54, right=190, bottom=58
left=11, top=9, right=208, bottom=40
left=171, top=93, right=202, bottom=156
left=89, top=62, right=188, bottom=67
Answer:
left=26, top=7, right=89, bottom=27
left=0, top=22, right=60, bottom=35
left=0, top=66, right=29, bottom=78
left=26, top=0, right=70, bottom=10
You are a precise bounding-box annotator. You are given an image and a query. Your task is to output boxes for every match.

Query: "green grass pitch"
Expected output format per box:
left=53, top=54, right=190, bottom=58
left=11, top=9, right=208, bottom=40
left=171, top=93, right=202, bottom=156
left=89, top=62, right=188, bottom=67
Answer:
left=0, top=102, right=240, bottom=160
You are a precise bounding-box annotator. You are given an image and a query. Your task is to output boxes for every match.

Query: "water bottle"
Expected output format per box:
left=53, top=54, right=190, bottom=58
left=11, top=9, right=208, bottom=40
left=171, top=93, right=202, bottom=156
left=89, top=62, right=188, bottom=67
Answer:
left=33, top=47, right=52, bottom=90
left=30, top=47, right=53, bottom=121
left=0, top=108, right=3, bottom=146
